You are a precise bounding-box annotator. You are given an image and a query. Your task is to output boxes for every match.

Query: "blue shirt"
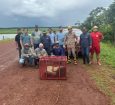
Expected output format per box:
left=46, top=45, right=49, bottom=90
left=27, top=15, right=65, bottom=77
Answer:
left=56, top=32, right=65, bottom=45
left=40, top=35, right=51, bottom=48
left=31, top=31, right=41, bottom=44
left=52, top=47, right=64, bottom=56
left=49, top=33, right=55, bottom=45
left=21, top=34, right=31, bottom=46
left=80, top=32, right=92, bottom=48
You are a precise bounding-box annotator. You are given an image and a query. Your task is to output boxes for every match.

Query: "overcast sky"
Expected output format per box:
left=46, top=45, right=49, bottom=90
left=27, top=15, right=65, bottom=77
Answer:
left=0, top=0, right=114, bottom=27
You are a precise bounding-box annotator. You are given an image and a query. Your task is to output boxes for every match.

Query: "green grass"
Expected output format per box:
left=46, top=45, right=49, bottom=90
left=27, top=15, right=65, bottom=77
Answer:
left=0, top=27, right=59, bottom=34
left=101, top=43, right=115, bottom=68
left=82, top=43, right=115, bottom=105
left=84, top=64, right=115, bottom=105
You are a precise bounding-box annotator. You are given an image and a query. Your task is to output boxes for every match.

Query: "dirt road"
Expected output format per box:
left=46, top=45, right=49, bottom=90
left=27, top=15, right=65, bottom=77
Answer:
left=0, top=42, right=110, bottom=105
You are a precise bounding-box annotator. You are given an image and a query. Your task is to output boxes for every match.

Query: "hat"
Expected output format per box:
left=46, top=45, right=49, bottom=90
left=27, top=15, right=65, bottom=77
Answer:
left=93, top=26, right=98, bottom=29
left=67, top=26, right=72, bottom=29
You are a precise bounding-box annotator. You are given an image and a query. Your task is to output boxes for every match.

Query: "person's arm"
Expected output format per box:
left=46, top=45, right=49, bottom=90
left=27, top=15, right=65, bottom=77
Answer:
left=64, top=34, right=67, bottom=48
left=100, top=32, right=104, bottom=41
left=30, top=36, right=33, bottom=47
left=31, top=48, right=36, bottom=57
left=20, top=35, right=24, bottom=49
left=88, top=34, right=92, bottom=48
left=79, top=35, right=82, bottom=47
left=15, top=35, right=18, bottom=49
left=31, top=32, right=34, bottom=45
left=43, top=49, right=48, bottom=56
left=49, top=36, right=52, bottom=46
left=74, top=33, right=78, bottom=46
left=40, top=36, right=43, bottom=43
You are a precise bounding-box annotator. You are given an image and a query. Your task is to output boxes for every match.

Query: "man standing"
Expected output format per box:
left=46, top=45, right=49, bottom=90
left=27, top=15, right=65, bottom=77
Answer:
left=56, top=27, right=65, bottom=55
left=20, top=28, right=33, bottom=49
left=80, top=27, right=92, bottom=64
left=64, top=26, right=78, bottom=65
left=48, top=28, right=55, bottom=46
left=31, top=25, right=42, bottom=49
left=90, top=26, right=104, bottom=65
left=40, top=31, right=52, bottom=55
left=15, top=28, right=22, bottom=58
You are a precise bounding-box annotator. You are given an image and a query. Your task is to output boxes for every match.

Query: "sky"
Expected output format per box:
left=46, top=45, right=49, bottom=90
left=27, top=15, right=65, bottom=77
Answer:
left=0, top=0, right=114, bottom=27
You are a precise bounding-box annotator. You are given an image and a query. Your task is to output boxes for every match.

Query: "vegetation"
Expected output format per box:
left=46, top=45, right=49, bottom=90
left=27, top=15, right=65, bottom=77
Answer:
left=0, top=27, right=59, bottom=34
left=84, top=63, right=115, bottom=105
left=81, top=0, right=115, bottom=45
left=101, top=43, right=115, bottom=68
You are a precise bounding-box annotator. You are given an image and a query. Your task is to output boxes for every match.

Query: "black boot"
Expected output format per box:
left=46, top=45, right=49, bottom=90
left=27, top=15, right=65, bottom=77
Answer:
left=83, top=56, right=86, bottom=64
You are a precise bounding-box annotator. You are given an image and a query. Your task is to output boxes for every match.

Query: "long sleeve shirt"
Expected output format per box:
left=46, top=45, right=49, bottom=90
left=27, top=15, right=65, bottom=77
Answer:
left=80, top=32, right=92, bottom=48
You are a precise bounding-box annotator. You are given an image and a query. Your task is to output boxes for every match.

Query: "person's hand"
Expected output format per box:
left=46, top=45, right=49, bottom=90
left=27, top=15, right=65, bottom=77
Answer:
left=89, top=46, right=92, bottom=49
left=63, top=45, right=66, bottom=49
left=22, top=46, right=24, bottom=49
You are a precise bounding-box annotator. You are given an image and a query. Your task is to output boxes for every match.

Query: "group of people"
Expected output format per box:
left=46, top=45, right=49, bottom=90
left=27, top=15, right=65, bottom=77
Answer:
left=15, top=25, right=103, bottom=67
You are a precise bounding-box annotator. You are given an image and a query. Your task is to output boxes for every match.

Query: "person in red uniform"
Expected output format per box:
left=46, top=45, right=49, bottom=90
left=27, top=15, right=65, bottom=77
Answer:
left=90, top=26, right=104, bottom=65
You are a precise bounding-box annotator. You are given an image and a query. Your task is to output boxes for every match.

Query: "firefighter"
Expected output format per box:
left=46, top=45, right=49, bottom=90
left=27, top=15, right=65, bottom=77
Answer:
left=64, top=26, right=78, bottom=65
left=90, top=26, right=104, bottom=65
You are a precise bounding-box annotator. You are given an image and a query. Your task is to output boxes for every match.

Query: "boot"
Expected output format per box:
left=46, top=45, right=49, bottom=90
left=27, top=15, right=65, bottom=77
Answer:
left=83, top=56, right=86, bottom=64
left=74, top=58, right=77, bottom=65
left=67, top=56, right=71, bottom=64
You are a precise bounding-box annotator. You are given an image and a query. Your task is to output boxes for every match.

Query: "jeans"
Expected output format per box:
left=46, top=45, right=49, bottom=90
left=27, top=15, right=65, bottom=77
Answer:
left=60, top=45, right=65, bottom=56
left=81, top=47, right=90, bottom=64
left=18, top=47, right=22, bottom=58
left=21, top=56, right=34, bottom=65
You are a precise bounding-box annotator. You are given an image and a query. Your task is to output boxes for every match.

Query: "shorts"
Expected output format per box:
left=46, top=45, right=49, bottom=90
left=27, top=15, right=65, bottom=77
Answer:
left=90, top=46, right=100, bottom=55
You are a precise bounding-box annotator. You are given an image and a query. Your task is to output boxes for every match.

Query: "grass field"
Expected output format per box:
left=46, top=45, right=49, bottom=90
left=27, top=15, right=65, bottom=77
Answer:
left=83, top=43, right=115, bottom=105
left=0, top=27, right=59, bottom=34
left=101, top=43, right=115, bottom=68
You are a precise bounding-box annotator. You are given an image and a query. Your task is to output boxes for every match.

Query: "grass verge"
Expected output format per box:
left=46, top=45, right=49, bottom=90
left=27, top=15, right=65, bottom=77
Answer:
left=82, top=43, right=115, bottom=105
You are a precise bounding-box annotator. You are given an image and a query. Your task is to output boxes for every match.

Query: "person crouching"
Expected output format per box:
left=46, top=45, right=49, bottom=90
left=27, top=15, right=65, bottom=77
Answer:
left=19, top=43, right=36, bottom=66
left=52, top=41, right=65, bottom=56
left=34, top=43, right=48, bottom=67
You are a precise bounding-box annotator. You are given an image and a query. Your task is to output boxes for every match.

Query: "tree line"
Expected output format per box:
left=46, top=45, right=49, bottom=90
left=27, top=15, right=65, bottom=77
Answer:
left=81, top=0, right=115, bottom=45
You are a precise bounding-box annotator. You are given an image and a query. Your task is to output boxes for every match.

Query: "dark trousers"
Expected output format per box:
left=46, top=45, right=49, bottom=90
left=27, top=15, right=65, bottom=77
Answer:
left=60, top=45, right=65, bottom=56
left=34, top=58, right=39, bottom=66
left=45, top=47, right=51, bottom=56
left=18, top=47, right=22, bottom=58
left=81, top=47, right=90, bottom=64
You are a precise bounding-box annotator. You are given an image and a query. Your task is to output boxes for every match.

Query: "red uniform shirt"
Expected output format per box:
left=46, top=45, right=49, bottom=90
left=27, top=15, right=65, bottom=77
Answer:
left=90, top=31, right=103, bottom=47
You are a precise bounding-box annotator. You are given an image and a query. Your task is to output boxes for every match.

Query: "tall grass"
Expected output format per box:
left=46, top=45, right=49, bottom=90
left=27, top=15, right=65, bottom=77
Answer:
left=101, top=43, right=115, bottom=68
